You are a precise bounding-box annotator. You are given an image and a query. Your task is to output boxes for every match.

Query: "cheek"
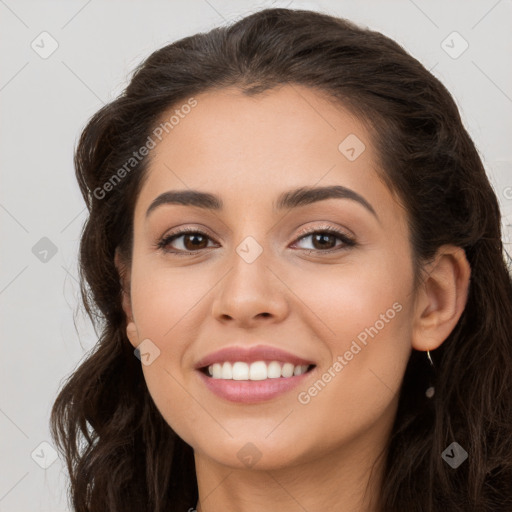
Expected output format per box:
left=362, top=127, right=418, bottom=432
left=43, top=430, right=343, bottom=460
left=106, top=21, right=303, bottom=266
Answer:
left=289, top=248, right=412, bottom=350
left=128, top=259, right=223, bottom=443
left=291, top=255, right=414, bottom=436
left=130, top=260, right=211, bottom=343
left=129, top=275, right=203, bottom=445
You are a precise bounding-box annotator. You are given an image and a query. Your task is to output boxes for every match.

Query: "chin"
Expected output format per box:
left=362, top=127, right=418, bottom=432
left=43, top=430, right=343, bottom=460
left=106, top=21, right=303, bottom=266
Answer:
left=188, top=425, right=317, bottom=471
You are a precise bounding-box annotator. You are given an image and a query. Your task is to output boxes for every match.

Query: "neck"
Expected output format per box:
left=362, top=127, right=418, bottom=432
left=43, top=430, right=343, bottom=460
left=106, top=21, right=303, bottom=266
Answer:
left=194, top=417, right=391, bottom=512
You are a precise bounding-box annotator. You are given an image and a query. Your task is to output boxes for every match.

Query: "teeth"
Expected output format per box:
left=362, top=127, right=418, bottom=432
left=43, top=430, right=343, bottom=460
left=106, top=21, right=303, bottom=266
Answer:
left=281, top=362, right=294, bottom=378
left=232, top=362, right=249, bottom=380
left=207, top=360, right=310, bottom=380
left=221, top=362, right=232, bottom=379
left=249, top=361, right=267, bottom=380
left=267, top=361, right=281, bottom=379
left=212, top=363, right=222, bottom=379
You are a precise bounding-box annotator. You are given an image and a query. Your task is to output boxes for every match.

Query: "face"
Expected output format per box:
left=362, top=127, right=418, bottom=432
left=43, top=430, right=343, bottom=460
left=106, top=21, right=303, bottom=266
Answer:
left=121, top=85, right=416, bottom=470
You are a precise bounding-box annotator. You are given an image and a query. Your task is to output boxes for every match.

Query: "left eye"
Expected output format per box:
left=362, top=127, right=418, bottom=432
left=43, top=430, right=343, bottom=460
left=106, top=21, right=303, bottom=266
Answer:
left=292, top=229, right=355, bottom=252
left=156, top=227, right=356, bottom=255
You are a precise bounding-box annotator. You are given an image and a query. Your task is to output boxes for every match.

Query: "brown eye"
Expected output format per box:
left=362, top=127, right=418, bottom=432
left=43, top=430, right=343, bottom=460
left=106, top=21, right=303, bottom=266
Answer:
left=180, top=233, right=209, bottom=251
left=309, top=232, right=338, bottom=250
left=293, top=227, right=356, bottom=253
left=157, top=229, right=216, bottom=255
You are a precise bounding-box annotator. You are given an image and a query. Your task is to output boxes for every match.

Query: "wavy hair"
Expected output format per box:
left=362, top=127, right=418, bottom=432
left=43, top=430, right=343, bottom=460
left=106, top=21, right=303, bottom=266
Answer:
left=50, top=7, right=512, bottom=511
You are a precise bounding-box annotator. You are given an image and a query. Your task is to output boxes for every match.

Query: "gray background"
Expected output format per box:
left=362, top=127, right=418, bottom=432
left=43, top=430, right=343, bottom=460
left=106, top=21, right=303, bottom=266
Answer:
left=1, top=0, right=511, bottom=510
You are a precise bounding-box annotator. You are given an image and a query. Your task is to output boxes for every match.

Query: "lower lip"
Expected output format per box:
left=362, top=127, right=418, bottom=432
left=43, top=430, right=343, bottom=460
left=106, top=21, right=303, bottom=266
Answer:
left=197, top=369, right=314, bottom=403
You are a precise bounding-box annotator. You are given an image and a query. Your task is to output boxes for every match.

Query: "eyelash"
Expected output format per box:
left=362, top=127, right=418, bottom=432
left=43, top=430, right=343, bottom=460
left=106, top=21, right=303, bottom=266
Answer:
left=155, top=225, right=357, bottom=257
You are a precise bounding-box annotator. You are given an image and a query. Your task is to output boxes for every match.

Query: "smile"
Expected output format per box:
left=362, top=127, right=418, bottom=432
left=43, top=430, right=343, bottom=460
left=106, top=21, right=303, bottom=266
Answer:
left=195, top=345, right=316, bottom=404
left=195, top=345, right=317, bottom=403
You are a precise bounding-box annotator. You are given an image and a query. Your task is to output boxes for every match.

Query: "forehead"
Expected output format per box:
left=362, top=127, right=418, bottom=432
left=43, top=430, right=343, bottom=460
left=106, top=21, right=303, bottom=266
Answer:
left=134, top=84, right=393, bottom=220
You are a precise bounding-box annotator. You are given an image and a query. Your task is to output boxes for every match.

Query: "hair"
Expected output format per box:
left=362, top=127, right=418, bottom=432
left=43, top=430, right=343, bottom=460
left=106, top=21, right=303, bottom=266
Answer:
left=50, top=7, right=512, bottom=512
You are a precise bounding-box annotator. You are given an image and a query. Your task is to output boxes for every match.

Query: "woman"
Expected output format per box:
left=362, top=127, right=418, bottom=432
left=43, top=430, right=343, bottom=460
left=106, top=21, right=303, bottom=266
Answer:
left=50, top=7, right=512, bottom=512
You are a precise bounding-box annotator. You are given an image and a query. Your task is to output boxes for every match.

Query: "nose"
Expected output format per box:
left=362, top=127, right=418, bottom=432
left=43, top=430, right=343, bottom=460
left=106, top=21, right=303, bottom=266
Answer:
left=211, top=244, right=290, bottom=328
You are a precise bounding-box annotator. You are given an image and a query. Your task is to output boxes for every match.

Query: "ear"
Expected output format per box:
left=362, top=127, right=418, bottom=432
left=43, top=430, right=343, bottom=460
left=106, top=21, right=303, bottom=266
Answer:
left=114, top=248, right=139, bottom=348
left=411, top=245, right=471, bottom=353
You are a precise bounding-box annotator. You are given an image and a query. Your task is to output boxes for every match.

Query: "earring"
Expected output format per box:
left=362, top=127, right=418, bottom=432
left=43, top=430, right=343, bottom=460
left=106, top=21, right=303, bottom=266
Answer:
left=426, top=349, right=435, bottom=368
left=425, top=350, right=435, bottom=399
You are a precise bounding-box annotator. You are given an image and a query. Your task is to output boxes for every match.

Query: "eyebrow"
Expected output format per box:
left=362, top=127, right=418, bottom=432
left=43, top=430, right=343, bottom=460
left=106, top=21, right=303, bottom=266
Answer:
left=145, top=185, right=378, bottom=220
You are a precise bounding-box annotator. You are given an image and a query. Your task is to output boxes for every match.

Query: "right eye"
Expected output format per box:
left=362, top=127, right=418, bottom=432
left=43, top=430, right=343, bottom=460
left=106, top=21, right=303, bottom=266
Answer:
left=156, top=228, right=218, bottom=256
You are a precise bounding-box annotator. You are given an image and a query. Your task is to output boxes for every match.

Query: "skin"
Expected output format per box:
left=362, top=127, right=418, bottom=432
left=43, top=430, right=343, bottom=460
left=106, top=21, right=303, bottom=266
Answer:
left=116, top=84, right=471, bottom=512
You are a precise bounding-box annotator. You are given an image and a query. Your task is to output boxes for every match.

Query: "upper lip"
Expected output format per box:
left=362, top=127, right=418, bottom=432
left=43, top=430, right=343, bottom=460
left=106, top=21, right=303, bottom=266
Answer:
left=194, top=345, right=316, bottom=369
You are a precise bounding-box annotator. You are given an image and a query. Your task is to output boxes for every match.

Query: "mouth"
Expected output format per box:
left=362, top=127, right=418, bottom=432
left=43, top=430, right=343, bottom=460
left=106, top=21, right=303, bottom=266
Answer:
left=197, top=363, right=316, bottom=403
left=194, top=345, right=317, bottom=403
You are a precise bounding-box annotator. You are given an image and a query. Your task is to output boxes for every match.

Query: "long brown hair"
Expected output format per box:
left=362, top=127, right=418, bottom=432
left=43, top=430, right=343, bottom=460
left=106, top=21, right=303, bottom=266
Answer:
left=50, top=8, right=512, bottom=511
